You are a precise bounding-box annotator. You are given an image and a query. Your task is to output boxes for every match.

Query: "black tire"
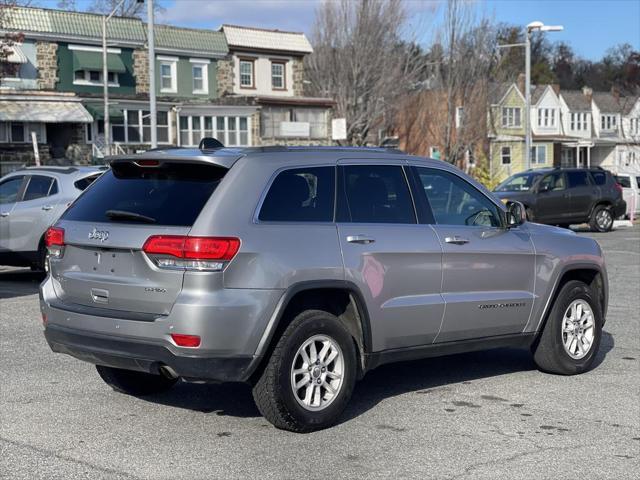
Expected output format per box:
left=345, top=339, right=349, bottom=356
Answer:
left=252, top=309, right=357, bottom=433
left=532, top=280, right=602, bottom=375
left=31, top=241, right=48, bottom=272
left=96, top=365, right=178, bottom=396
left=589, top=204, right=613, bottom=232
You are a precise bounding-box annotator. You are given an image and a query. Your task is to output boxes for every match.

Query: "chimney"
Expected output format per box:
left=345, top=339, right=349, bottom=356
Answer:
left=552, top=84, right=560, bottom=95
left=516, top=73, right=526, bottom=95
left=582, top=86, right=593, bottom=98
left=610, top=85, right=620, bottom=99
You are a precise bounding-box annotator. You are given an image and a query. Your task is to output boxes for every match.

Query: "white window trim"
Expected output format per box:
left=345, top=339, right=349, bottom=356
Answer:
left=0, top=121, right=46, bottom=144
left=270, top=61, right=285, bottom=89
left=178, top=115, right=252, bottom=147
left=239, top=59, right=254, bottom=88
left=158, top=57, right=178, bottom=93
left=69, top=44, right=121, bottom=54
left=191, top=62, right=209, bottom=95
left=501, top=107, right=522, bottom=128
left=531, top=144, right=547, bottom=165
left=73, top=70, right=119, bottom=87
left=601, top=114, right=617, bottom=131
left=455, top=106, right=464, bottom=129
left=500, top=146, right=511, bottom=165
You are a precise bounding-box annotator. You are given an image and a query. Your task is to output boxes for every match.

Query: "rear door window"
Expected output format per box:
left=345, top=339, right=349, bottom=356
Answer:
left=259, top=167, right=335, bottom=222
left=338, top=165, right=415, bottom=224
left=23, top=175, right=57, bottom=201
left=62, top=162, right=226, bottom=226
left=566, top=171, right=590, bottom=188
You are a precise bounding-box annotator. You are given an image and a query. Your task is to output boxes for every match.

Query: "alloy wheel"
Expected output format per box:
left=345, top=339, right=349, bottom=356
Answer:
left=290, top=334, right=344, bottom=411
left=561, top=299, right=595, bottom=360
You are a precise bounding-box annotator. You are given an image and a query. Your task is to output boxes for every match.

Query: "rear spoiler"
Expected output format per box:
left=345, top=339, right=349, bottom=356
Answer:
left=107, top=150, right=244, bottom=170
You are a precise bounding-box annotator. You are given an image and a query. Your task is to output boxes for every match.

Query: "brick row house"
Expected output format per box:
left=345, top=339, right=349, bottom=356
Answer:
left=488, top=80, right=640, bottom=183
left=0, top=6, right=333, bottom=168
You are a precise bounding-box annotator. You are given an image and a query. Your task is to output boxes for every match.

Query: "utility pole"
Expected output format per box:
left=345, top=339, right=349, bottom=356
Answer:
left=147, top=0, right=157, bottom=148
left=524, top=30, right=531, bottom=170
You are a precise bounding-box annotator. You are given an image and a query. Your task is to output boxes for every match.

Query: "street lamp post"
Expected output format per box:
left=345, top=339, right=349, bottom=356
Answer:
left=524, top=22, right=563, bottom=170
left=102, top=0, right=127, bottom=156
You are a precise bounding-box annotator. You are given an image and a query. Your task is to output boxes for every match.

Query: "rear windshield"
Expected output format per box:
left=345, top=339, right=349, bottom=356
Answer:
left=62, top=162, right=225, bottom=226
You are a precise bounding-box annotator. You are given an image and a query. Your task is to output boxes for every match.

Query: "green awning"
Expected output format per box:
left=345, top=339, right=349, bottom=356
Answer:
left=85, top=104, right=124, bottom=120
left=72, top=50, right=127, bottom=73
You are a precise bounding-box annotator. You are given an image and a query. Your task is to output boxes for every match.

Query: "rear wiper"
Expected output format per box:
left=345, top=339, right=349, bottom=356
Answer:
left=105, top=209, right=156, bottom=223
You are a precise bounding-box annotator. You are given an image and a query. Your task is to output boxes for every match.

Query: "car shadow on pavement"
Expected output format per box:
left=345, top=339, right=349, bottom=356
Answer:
left=140, top=333, right=614, bottom=423
left=0, top=268, right=45, bottom=299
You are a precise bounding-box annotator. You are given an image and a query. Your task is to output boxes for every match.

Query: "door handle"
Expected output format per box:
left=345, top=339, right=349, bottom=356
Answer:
left=445, top=235, right=470, bottom=245
left=42, top=205, right=53, bottom=211
left=0, top=212, right=9, bottom=218
left=346, top=235, right=375, bottom=244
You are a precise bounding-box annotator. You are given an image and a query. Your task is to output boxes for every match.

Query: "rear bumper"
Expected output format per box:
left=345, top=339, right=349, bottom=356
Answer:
left=45, top=323, right=253, bottom=382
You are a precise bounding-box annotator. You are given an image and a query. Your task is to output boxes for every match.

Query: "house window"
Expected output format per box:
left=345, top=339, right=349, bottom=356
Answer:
left=73, top=70, right=119, bottom=86
left=261, top=107, right=327, bottom=139
left=455, top=106, right=464, bottom=128
left=159, top=58, right=177, bottom=93
left=0, top=122, right=46, bottom=143
left=501, top=146, right=511, bottom=165
left=631, top=117, right=639, bottom=135
left=239, top=59, right=254, bottom=88
left=530, top=145, right=547, bottom=165
left=191, top=60, right=209, bottom=94
left=271, top=61, right=285, bottom=89
left=179, top=115, right=250, bottom=147
left=600, top=114, right=617, bottom=131
left=537, top=108, right=556, bottom=127
left=88, top=109, right=170, bottom=145
left=570, top=112, right=588, bottom=131
left=501, top=107, right=521, bottom=128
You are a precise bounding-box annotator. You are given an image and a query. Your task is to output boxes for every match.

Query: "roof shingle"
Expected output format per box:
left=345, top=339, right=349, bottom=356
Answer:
left=221, top=24, right=312, bottom=54
left=560, top=90, right=592, bottom=111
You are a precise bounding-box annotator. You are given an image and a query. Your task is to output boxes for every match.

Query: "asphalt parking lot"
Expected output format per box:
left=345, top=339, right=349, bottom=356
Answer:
left=1, top=226, right=639, bottom=479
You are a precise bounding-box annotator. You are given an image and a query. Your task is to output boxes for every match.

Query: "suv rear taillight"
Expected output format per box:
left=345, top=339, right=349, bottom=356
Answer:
left=142, top=235, right=240, bottom=271
left=45, top=227, right=65, bottom=259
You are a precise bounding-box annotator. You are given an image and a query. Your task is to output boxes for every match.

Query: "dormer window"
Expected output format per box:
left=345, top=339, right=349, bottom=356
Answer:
left=537, top=108, right=556, bottom=127
left=570, top=112, right=588, bottom=131
left=501, top=107, right=521, bottom=128
left=600, top=114, right=617, bottom=131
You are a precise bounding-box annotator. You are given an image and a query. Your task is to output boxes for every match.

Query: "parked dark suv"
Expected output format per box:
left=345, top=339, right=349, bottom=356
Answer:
left=493, top=168, right=626, bottom=231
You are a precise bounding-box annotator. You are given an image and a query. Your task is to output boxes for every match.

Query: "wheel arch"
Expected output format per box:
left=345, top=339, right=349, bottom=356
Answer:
left=533, top=264, right=607, bottom=346
left=246, top=280, right=373, bottom=383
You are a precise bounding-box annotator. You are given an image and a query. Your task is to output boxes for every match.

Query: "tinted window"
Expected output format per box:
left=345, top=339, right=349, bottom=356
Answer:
left=62, top=163, right=225, bottom=226
left=340, top=165, right=415, bottom=224
left=539, top=173, right=566, bottom=191
left=415, top=168, right=501, bottom=227
left=74, top=174, right=101, bottom=191
left=589, top=171, right=608, bottom=186
left=259, top=167, right=335, bottom=222
left=0, top=176, right=24, bottom=204
left=23, top=175, right=55, bottom=201
left=566, top=171, right=590, bottom=188
left=615, top=175, right=631, bottom=188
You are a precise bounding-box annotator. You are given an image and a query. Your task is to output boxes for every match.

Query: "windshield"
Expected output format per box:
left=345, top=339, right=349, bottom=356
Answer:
left=494, top=172, right=541, bottom=192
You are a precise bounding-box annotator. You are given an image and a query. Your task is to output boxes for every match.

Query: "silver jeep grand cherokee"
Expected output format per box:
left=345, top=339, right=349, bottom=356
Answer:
left=41, top=147, right=608, bottom=432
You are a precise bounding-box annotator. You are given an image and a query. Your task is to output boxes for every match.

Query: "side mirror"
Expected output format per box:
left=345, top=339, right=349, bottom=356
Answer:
left=506, top=200, right=527, bottom=227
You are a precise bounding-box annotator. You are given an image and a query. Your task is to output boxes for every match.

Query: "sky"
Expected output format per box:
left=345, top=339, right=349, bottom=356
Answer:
left=40, top=0, right=640, bottom=61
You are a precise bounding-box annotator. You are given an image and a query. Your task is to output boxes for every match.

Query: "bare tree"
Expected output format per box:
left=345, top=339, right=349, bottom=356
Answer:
left=305, top=0, right=432, bottom=146
left=84, top=0, right=164, bottom=18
